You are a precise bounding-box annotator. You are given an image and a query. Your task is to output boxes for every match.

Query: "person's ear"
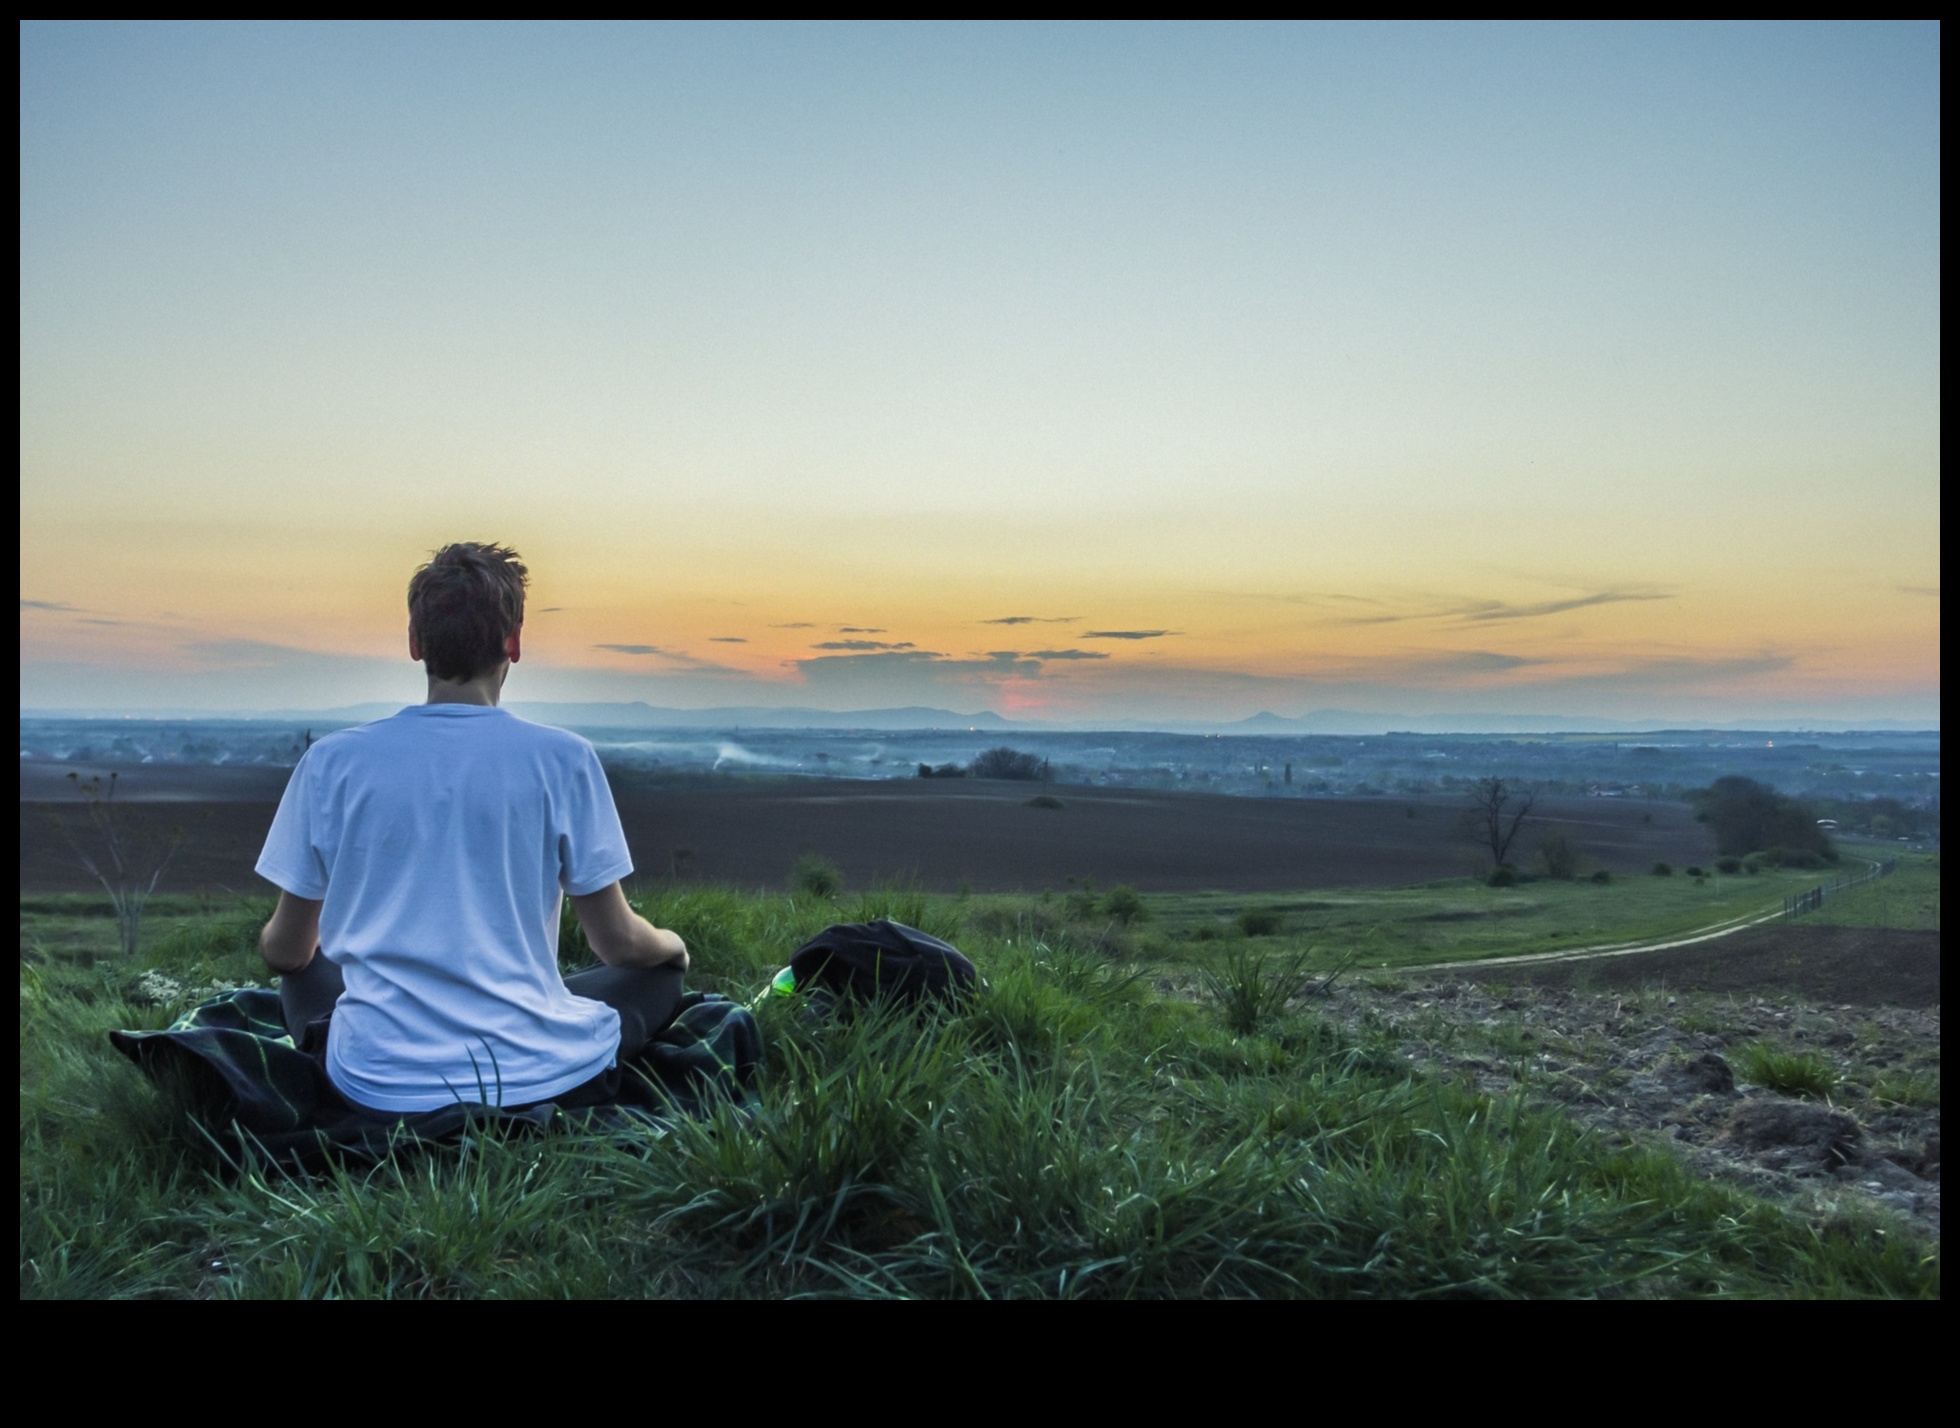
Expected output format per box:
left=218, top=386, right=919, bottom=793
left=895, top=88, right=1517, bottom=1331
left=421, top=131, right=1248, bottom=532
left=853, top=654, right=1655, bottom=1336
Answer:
left=506, top=624, right=522, bottom=665
left=408, top=625, right=423, bottom=663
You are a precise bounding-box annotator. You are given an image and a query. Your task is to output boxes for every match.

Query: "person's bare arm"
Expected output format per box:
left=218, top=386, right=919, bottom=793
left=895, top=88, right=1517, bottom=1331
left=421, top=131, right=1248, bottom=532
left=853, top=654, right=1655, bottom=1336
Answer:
left=571, top=882, right=689, bottom=971
left=260, top=892, right=324, bottom=974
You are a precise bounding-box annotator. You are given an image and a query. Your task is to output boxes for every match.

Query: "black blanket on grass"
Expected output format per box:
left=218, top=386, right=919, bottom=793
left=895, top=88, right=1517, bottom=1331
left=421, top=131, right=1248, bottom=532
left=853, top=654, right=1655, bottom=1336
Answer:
left=110, top=988, right=761, bottom=1169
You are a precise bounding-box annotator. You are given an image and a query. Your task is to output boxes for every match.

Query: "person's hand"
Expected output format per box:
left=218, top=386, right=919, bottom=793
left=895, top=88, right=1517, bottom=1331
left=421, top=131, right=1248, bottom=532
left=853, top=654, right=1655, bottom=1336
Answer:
left=572, top=883, right=688, bottom=971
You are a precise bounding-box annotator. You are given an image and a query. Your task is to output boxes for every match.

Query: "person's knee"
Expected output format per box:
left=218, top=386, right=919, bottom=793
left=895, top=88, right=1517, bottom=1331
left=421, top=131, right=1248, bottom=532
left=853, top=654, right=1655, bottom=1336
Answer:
left=613, top=965, right=686, bottom=1056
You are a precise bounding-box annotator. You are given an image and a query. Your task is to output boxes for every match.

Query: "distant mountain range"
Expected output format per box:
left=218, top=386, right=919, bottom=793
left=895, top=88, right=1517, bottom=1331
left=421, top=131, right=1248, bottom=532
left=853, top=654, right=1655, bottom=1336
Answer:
left=1200, top=711, right=1940, bottom=736
left=18, top=701, right=1020, bottom=731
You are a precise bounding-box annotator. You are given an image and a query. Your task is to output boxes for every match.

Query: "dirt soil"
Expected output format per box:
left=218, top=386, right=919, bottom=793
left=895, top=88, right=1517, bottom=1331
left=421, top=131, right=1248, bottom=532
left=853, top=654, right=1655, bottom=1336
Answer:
left=1289, top=965, right=1944, bottom=1243
left=20, top=768, right=1714, bottom=895
left=1447, top=925, right=1942, bottom=1008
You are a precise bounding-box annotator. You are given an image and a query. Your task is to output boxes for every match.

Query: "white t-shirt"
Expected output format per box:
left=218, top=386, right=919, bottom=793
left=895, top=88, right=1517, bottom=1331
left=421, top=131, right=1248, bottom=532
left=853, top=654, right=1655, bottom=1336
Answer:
left=255, top=705, right=635, bottom=1112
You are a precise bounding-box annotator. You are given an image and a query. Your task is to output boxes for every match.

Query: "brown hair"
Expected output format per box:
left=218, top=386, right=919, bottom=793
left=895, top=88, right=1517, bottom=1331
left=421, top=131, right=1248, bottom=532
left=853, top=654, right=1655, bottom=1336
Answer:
left=407, top=543, right=529, bottom=681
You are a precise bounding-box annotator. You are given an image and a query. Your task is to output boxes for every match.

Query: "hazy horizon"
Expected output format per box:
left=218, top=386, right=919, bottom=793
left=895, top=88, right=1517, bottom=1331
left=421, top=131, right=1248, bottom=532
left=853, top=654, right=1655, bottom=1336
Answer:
left=15, top=699, right=1940, bottom=737
left=21, top=23, right=1941, bottom=727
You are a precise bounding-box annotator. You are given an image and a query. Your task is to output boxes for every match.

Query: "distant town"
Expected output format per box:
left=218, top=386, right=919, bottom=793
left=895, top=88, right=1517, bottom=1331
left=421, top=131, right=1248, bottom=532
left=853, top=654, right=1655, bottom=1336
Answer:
left=19, top=716, right=1939, bottom=844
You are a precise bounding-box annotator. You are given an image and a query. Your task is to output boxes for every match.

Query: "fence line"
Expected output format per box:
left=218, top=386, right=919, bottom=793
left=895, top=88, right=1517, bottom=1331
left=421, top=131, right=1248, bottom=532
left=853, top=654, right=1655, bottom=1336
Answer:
left=1783, top=858, right=1896, bottom=918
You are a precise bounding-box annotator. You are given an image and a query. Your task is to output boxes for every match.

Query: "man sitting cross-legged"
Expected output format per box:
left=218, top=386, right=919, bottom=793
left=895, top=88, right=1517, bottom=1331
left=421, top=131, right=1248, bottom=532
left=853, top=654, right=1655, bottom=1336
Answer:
left=255, top=542, right=690, bottom=1113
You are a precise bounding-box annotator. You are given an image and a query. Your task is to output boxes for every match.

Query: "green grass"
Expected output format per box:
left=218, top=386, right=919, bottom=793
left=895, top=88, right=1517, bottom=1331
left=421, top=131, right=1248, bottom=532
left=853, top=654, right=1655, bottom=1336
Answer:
left=20, top=882, right=1941, bottom=1299
left=1736, top=1043, right=1840, bottom=1099
left=1866, top=1070, right=1941, bottom=1111
left=1135, top=866, right=1827, bottom=970
left=1799, top=851, right=1940, bottom=931
left=1198, top=947, right=1320, bottom=1035
left=21, top=893, right=274, bottom=970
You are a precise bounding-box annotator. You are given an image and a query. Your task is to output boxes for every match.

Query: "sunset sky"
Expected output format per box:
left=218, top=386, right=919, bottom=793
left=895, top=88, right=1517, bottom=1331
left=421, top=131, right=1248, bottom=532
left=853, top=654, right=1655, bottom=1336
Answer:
left=19, top=22, right=1941, bottom=726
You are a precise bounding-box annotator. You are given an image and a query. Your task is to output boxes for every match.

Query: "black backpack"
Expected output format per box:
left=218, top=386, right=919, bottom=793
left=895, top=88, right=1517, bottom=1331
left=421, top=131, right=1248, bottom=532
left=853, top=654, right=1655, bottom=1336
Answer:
left=778, top=920, right=977, bottom=1009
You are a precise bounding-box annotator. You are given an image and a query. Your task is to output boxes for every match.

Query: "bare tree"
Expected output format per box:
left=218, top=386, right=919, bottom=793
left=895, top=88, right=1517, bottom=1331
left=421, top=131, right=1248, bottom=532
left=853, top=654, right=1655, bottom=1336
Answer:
left=55, top=772, right=184, bottom=958
left=1464, top=777, right=1538, bottom=870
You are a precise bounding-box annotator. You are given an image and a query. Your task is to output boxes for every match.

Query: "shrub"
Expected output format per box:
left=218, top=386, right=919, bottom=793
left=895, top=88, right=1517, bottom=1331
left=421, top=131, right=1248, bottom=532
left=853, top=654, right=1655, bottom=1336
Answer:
left=1589, top=869, right=1612, bottom=885
left=1536, top=833, right=1581, bottom=881
left=1716, top=856, right=1742, bottom=875
left=790, top=853, right=843, bottom=899
left=1235, top=907, right=1285, bottom=937
left=1651, top=862, right=1672, bottom=877
left=1487, top=865, right=1519, bottom=888
left=969, top=747, right=1050, bottom=781
left=1103, top=885, right=1147, bottom=926
left=1684, top=866, right=1704, bottom=879
left=1026, top=794, right=1065, bottom=810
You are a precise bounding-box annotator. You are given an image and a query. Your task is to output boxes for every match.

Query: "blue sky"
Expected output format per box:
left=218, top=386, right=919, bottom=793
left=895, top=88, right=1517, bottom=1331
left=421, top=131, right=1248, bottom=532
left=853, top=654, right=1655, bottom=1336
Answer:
left=20, top=22, right=1942, bottom=723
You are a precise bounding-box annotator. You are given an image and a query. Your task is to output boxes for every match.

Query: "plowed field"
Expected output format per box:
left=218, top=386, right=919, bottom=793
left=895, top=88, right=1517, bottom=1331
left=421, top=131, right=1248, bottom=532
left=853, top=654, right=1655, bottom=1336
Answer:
left=21, top=763, right=1713, bottom=895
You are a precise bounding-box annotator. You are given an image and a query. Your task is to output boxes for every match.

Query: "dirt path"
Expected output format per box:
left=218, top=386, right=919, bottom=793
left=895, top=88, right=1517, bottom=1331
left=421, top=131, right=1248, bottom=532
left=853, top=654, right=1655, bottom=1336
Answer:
left=1440, top=925, right=1940, bottom=1007
left=1414, top=861, right=1890, bottom=975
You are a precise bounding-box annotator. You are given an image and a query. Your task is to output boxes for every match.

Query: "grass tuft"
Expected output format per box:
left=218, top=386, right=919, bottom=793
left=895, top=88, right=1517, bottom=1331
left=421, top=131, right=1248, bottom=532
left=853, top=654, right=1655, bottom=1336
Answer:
left=1199, top=947, right=1320, bottom=1036
left=1865, top=1070, right=1939, bottom=1110
left=1737, top=1042, right=1839, bottom=1099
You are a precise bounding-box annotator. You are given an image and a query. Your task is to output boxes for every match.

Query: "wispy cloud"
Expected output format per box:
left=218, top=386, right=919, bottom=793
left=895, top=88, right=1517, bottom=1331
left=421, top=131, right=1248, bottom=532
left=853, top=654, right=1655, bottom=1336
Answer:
left=593, top=643, right=743, bottom=673
left=982, top=615, right=1077, bottom=625
left=813, top=639, right=916, bottom=651
left=770, top=622, right=817, bottom=629
left=1327, top=610, right=1431, bottom=626
left=1452, top=591, right=1672, bottom=624
left=535, top=606, right=565, bottom=613
left=1025, top=649, right=1109, bottom=661
left=1399, top=650, right=1544, bottom=675
left=1292, top=588, right=1673, bottom=627
left=1898, top=584, right=1940, bottom=597
left=836, top=626, right=887, bottom=634
left=709, top=636, right=748, bottom=643
left=1081, top=629, right=1176, bottom=641
left=21, top=598, right=81, bottom=612
left=792, top=648, right=1044, bottom=698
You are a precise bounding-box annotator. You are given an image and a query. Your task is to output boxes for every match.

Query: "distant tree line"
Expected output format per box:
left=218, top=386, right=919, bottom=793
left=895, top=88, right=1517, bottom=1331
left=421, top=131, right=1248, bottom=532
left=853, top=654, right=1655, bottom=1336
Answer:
left=1809, top=794, right=1939, bottom=842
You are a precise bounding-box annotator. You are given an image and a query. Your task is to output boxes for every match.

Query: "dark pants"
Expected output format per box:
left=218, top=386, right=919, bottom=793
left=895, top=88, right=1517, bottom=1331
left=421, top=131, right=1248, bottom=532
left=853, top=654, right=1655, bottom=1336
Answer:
left=280, top=955, right=687, bottom=1108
